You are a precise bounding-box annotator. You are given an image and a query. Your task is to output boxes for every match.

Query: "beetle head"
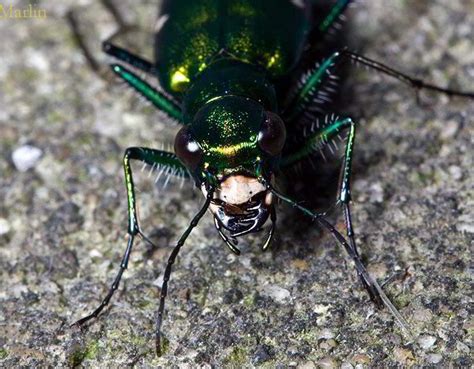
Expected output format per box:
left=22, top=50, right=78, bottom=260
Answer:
left=174, top=96, right=286, bottom=236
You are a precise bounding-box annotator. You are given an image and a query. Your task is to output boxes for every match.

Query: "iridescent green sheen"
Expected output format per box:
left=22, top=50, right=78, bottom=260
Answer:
left=154, top=0, right=309, bottom=174
left=112, top=64, right=182, bottom=120
left=182, top=59, right=277, bottom=123
left=190, top=95, right=264, bottom=172
left=155, top=0, right=310, bottom=94
left=74, top=0, right=474, bottom=354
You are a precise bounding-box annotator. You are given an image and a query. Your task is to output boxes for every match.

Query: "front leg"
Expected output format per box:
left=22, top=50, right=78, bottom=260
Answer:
left=282, top=116, right=383, bottom=304
left=72, top=147, right=188, bottom=327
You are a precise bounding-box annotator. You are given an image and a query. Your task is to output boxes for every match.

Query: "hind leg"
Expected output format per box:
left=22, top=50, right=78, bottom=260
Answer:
left=67, top=0, right=140, bottom=77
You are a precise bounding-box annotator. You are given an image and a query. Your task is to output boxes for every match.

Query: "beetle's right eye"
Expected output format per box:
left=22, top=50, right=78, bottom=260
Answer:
left=174, top=127, right=203, bottom=169
left=257, top=111, right=286, bottom=156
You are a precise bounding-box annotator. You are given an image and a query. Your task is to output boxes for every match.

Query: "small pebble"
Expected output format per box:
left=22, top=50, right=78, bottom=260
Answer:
left=426, top=353, right=442, bottom=364
left=313, top=304, right=330, bottom=315
left=417, top=335, right=436, bottom=350
left=26, top=48, right=50, bottom=72
left=261, top=284, right=291, bottom=303
left=88, top=249, right=103, bottom=258
left=457, top=214, right=474, bottom=234
left=393, top=347, right=415, bottom=364
left=318, top=329, right=335, bottom=340
left=439, top=120, right=460, bottom=140
left=462, top=319, right=474, bottom=331
left=369, top=182, right=384, bottom=203
left=340, top=363, right=353, bottom=369
left=352, top=354, right=371, bottom=364
left=448, top=165, right=462, bottom=180
left=297, top=361, right=316, bottom=369
left=456, top=341, right=469, bottom=353
left=153, top=275, right=164, bottom=287
left=12, top=145, right=42, bottom=172
left=317, top=357, right=337, bottom=368
left=412, top=307, right=432, bottom=322
left=0, top=218, right=11, bottom=235
left=319, top=339, right=337, bottom=350
left=122, top=112, right=146, bottom=129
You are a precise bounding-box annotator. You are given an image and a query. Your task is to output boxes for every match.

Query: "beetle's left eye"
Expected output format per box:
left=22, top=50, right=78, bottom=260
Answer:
left=174, top=127, right=203, bottom=170
left=257, top=111, right=286, bottom=156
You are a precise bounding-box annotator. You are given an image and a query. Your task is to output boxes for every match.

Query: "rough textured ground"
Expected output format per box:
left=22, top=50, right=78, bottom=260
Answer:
left=0, top=0, right=473, bottom=367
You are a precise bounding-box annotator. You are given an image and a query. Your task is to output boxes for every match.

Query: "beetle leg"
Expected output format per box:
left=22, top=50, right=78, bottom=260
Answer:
left=283, top=49, right=474, bottom=121
left=338, top=49, right=474, bottom=99
left=111, top=64, right=182, bottom=122
left=100, top=0, right=158, bottom=77
left=282, top=116, right=384, bottom=304
left=66, top=0, right=131, bottom=76
left=214, top=217, right=241, bottom=255
left=317, top=0, right=353, bottom=33
left=285, top=47, right=474, bottom=121
left=156, top=189, right=214, bottom=356
left=101, top=0, right=129, bottom=30
left=334, top=119, right=385, bottom=305
left=103, top=41, right=155, bottom=75
left=262, top=207, right=277, bottom=251
left=283, top=51, right=342, bottom=121
left=66, top=10, right=102, bottom=73
left=282, top=116, right=353, bottom=166
left=71, top=148, right=188, bottom=328
left=264, top=183, right=414, bottom=339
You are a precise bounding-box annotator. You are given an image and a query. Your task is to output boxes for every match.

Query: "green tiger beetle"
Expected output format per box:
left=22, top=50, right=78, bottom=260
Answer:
left=70, top=0, right=474, bottom=355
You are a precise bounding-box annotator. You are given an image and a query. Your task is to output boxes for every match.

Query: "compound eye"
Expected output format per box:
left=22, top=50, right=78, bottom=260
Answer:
left=174, top=127, right=203, bottom=170
left=257, top=111, right=286, bottom=156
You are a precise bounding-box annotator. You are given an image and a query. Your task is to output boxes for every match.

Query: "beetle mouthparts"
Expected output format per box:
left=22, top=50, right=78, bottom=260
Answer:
left=213, top=191, right=272, bottom=237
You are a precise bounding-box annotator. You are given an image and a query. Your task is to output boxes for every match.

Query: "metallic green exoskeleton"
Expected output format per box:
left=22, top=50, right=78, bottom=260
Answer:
left=72, top=0, right=474, bottom=355
left=155, top=0, right=309, bottom=94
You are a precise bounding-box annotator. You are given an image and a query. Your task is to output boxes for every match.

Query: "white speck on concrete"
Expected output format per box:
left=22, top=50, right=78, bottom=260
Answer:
left=89, top=249, right=103, bottom=258
left=0, top=218, right=11, bottom=235
left=369, top=182, right=384, bottom=203
left=417, top=335, right=436, bottom=350
left=456, top=341, right=469, bottom=353
left=261, top=284, right=291, bottom=304
left=318, top=328, right=336, bottom=340
left=317, top=356, right=338, bottom=368
left=26, top=48, right=50, bottom=72
left=12, top=145, right=43, bottom=172
left=439, top=120, right=460, bottom=140
left=313, top=304, right=330, bottom=315
left=426, top=353, right=443, bottom=364
left=153, top=274, right=164, bottom=287
left=297, top=361, right=316, bottom=369
left=457, top=214, right=474, bottom=234
left=448, top=165, right=462, bottom=180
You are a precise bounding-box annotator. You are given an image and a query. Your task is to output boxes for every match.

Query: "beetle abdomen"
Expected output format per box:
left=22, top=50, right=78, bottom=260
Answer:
left=155, top=0, right=310, bottom=94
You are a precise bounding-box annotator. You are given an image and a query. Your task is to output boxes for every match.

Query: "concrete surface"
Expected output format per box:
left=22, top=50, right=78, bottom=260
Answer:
left=0, top=0, right=473, bottom=367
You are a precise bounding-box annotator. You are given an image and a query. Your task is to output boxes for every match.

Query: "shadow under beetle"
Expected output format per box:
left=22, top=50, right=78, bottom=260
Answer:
left=71, top=0, right=474, bottom=355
